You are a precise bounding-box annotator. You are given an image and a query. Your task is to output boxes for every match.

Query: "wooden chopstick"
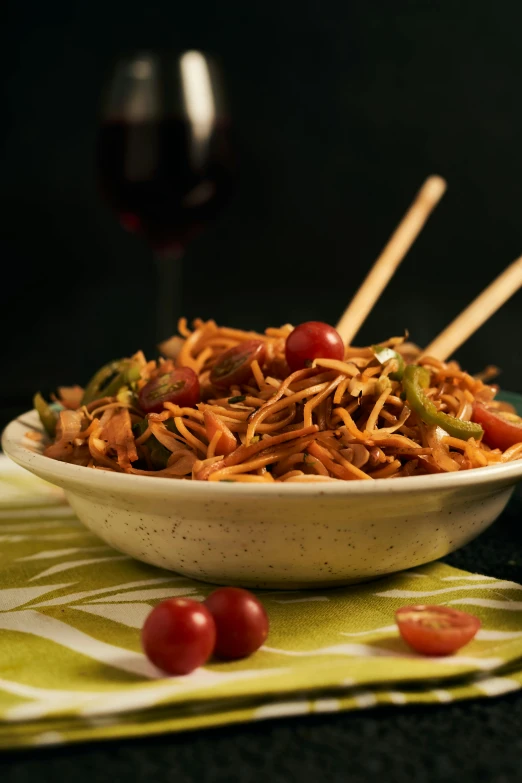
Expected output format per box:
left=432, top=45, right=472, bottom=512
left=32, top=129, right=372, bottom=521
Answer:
left=422, top=255, right=522, bottom=361
left=336, top=176, right=447, bottom=345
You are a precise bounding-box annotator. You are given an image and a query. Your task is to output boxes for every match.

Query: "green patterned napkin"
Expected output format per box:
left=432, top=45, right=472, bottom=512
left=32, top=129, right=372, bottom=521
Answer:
left=1, top=456, right=522, bottom=750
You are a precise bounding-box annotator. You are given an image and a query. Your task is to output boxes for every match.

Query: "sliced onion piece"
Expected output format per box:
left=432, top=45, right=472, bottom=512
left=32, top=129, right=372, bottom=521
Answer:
left=426, top=426, right=460, bottom=472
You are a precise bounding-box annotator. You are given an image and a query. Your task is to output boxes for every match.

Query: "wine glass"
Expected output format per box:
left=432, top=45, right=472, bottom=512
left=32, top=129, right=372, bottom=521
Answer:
left=96, top=51, right=237, bottom=341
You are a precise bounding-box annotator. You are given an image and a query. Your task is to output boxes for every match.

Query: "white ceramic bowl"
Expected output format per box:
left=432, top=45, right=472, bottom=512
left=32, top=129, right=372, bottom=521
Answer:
left=4, top=408, right=522, bottom=589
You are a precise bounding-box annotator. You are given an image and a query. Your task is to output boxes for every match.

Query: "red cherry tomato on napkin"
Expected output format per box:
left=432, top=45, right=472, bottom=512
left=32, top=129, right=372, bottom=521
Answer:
left=204, top=587, right=269, bottom=660
left=395, top=605, right=481, bottom=656
left=210, top=340, right=266, bottom=388
left=472, top=403, right=522, bottom=452
left=142, top=598, right=216, bottom=675
left=139, top=367, right=200, bottom=414
left=285, top=321, right=344, bottom=372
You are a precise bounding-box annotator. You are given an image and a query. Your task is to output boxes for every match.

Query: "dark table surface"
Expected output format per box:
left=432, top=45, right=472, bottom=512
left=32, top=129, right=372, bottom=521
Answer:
left=1, top=487, right=522, bottom=783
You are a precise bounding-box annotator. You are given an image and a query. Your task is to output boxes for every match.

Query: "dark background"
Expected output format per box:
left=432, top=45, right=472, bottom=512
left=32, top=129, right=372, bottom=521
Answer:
left=3, top=2, right=522, bottom=780
left=3, top=0, right=522, bottom=431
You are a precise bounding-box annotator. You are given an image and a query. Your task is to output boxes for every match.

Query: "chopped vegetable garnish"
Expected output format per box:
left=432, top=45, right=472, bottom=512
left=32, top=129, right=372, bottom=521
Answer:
left=403, top=365, right=484, bottom=440
left=33, top=392, right=58, bottom=437
left=82, top=359, right=142, bottom=406
left=372, top=344, right=405, bottom=381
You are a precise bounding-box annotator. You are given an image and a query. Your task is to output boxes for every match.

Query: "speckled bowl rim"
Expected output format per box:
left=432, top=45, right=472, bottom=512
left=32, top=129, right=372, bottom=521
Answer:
left=4, top=408, right=522, bottom=499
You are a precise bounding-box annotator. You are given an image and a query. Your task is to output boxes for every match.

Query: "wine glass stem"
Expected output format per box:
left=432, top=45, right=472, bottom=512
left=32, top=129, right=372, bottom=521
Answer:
left=154, top=249, right=183, bottom=344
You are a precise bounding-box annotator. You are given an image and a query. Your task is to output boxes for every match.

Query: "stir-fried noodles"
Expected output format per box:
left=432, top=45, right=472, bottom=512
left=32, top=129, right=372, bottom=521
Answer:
left=34, top=318, right=522, bottom=483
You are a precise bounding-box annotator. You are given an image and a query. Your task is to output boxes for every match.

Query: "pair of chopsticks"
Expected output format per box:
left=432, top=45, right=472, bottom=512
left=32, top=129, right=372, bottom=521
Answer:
left=336, top=176, right=522, bottom=361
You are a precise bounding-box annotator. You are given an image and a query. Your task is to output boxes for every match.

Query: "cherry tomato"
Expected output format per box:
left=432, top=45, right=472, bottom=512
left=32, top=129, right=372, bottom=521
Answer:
left=472, top=403, right=522, bottom=452
left=139, top=367, right=200, bottom=414
left=204, top=587, right=269, bottom=660
left=142, top=598, right=216, bottom=675
left=395, top=605, right=481, bottom=656
left=210, top=340, right=266, bottom=388
left=285, top=321, right=344, bottom=372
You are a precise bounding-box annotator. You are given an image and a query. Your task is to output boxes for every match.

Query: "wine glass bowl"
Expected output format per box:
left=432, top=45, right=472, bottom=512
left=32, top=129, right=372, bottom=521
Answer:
left=96, top=51, right=237, bottom=337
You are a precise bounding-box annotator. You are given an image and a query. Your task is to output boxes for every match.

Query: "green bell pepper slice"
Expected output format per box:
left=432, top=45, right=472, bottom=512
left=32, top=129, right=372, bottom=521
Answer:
left=132, top=417, right=174, bottom=470
left=403, top=365, right=483, bottom=441
left=82, top=360, right=142, bottom=406
left=33, top=392, right=58, bottom=437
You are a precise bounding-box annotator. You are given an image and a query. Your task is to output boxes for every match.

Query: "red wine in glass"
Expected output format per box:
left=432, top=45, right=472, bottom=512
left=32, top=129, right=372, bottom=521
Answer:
left=96, top=52, right=237, bottom=340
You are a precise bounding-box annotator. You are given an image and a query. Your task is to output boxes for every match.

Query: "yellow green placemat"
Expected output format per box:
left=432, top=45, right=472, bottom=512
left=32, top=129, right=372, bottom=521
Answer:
left=1, top=456, right=522, bottom=750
